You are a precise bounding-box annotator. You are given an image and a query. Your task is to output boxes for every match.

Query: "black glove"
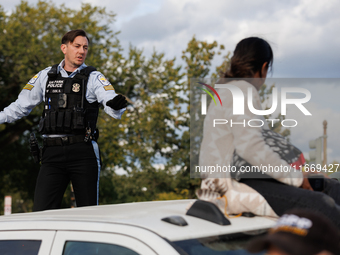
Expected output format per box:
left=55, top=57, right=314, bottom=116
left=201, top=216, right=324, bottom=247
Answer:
left=106, top=94, right=128, bottom=110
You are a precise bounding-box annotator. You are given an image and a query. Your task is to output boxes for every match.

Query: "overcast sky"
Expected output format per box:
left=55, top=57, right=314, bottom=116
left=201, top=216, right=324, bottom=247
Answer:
left=2, top=0, right=339, bottom=78
left=2, top=0, right=340, bottom=163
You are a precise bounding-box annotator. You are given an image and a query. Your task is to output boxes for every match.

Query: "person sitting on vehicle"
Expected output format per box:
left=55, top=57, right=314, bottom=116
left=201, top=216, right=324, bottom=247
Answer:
left=197, top=37, right=340, bottom=228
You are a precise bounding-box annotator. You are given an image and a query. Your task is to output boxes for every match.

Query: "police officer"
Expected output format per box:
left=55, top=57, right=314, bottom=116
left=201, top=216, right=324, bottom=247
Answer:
left=0, top=29, right=127, bottom=211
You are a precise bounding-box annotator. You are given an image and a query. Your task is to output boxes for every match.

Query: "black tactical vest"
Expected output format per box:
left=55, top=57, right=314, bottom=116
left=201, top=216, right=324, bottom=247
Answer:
left=39, top=64, right=99, bottom=136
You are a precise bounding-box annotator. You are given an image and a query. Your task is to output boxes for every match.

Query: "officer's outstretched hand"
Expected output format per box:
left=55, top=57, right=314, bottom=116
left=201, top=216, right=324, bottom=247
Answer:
left=106, top=94, right=128, bottom=110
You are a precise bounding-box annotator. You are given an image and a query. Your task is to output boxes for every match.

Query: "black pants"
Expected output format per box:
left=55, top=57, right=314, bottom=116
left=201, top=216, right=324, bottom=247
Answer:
left=241, top=178, right=340, bottom=228
left=33, top=141, right=101, bottom=211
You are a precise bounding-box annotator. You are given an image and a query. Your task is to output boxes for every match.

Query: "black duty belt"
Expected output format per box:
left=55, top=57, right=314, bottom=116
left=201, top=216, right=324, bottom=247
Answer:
left=43, top=135, right=85, bottom=147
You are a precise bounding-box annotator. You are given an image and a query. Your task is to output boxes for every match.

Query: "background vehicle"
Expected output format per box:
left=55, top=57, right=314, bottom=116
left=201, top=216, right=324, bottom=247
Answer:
left=0, top=199, right=276, bottom=254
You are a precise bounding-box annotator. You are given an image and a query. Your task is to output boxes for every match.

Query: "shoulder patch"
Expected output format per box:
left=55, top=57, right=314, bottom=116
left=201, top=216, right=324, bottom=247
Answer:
left=28, top=72, right=40, bottom=85
left=23, top=84, right=34, bottom=91
left=97, top=74, right=110, bottom=86
left=103, top=85, right=115, bottom=91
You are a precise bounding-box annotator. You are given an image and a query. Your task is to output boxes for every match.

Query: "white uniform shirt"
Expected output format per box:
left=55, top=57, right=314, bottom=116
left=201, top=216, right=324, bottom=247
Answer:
left=0, top=60, right=125, bottom=124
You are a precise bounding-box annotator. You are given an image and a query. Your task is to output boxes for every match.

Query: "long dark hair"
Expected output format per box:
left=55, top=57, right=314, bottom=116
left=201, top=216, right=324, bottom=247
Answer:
left=223, top=37, right=273, bottom=78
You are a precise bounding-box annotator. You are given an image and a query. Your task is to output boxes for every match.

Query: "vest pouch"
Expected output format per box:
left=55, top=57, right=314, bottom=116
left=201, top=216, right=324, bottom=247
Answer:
left=57, top=111, right=64, bottom=132
left=50, top=111, right=57, bottom=133
left=72, top=107, right=85, bottom=130
left=45, top=112, right=51, bottom=133
left=64, top=110, right=72, bottom=129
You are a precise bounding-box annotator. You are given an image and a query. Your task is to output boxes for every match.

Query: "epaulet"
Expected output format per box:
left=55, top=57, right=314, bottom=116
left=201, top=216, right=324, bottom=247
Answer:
left=79, top=66, right=97, bottom=77
left=47, top=64, right=59, bottom=77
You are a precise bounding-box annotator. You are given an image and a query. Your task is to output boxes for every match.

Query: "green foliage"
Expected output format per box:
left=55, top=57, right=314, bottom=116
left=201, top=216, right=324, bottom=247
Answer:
left=0, top=131, right=38, bottom=214
left=155, top=189, right=190, bottom=201
left=214, top=51, right=231, bottom=79
left=180, top=36, right=227, bottom=193
left=97, top=45, right=195, bottom=202
left=182, top=36, right=224, bottom=81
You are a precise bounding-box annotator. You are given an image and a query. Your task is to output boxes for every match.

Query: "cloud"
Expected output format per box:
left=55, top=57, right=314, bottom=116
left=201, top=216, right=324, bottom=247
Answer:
left=2, top=0, right=339, bottom=77
left=86, top=0, right=141, bottom=16
left=116, top=0, right=340, bottom=77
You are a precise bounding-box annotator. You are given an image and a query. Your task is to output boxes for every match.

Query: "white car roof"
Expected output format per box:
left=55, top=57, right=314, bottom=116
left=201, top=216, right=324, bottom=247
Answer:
left=0, top=199, right=277, bottom=241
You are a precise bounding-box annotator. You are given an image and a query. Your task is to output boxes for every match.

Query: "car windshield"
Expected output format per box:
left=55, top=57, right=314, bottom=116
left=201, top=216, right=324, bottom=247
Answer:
left=171, top=231, right=267, bottom=255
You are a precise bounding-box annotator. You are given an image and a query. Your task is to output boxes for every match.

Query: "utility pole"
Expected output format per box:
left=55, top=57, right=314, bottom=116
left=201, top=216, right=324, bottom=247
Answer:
left=323, top=120, right=327, bottom=167
left=309, top=137, right=323, bottom=165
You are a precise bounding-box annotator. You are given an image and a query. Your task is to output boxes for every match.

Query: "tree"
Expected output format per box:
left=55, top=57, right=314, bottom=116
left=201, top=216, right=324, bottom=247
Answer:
left=97, top=46, right=189, bottom=202
left=97, top=37, right=227, bottom=202
left=176, top=36, right=226, bottom=193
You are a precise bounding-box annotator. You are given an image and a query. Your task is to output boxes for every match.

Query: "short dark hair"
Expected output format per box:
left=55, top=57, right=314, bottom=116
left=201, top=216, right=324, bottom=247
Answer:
left=223, top=37, right=273, bottom=78
left=61, top=29, right=90, bottom=45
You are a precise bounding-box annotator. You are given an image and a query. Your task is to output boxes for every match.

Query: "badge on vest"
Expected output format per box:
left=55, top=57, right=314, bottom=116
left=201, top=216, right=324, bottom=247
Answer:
left=72, top=83, right=81, bottom=93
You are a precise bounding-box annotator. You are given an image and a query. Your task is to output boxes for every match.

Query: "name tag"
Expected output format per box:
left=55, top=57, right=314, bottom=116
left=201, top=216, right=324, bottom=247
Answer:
left=46, top=80, right=64, bottom=93
left=47, top=80, right=64, bottom=89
